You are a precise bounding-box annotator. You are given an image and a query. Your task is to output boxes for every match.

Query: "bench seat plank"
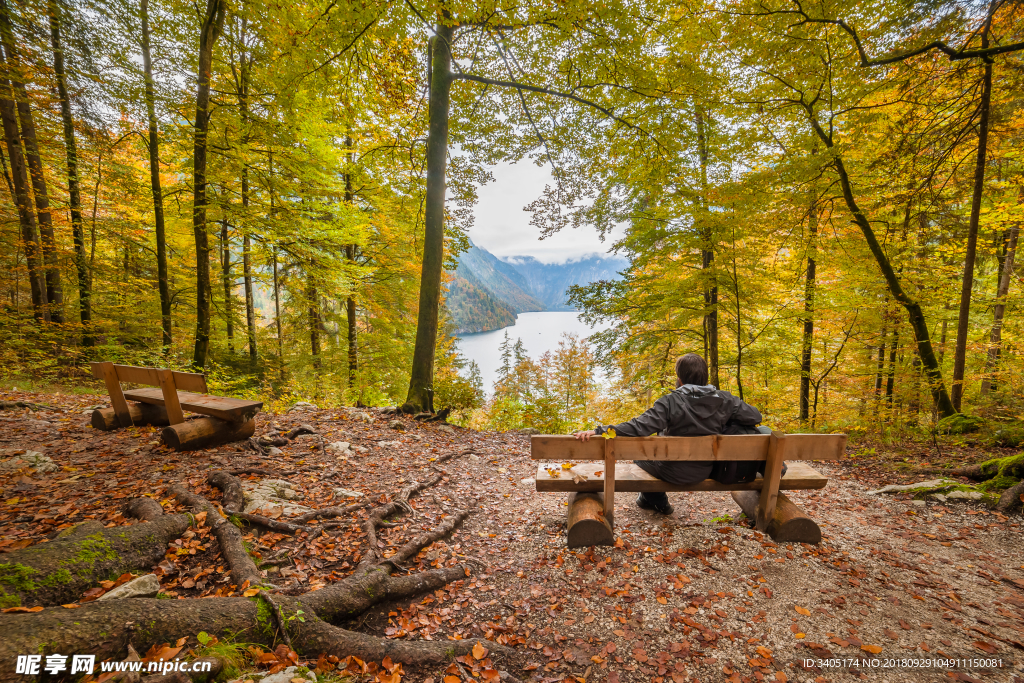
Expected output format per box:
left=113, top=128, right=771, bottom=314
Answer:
left=123, top=388, right=262, bottom=423
left=530, top=434, right=846, bottom=461
left=535, top=461, right=828, bottom=493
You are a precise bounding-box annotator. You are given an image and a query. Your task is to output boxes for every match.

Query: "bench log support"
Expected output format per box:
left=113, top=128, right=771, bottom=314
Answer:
left=567, top=492, right=615, bottom=547
left=732, top=490, right=821, bottom=544
left=162, top=417, right=256, bottom=452
left=92, top=403, right=170, bottom=431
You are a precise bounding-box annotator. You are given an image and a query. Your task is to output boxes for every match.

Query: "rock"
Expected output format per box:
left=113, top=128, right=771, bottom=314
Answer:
left=266, top=447, right=283, bottom=456
left=97, top=574, right=161, bottom=601
left=286, top=401, right=318, bottom=414
left=945, top=490, right=983, bottom=501
left=519, top=427, right=541, bottom=435
left=866, top=479, right=957, bottom=495
left=0, top=450, right=58, bottom=473
left=937, top=413, right=986, bottom=435
left=352, top=411, right=373, bottom=423
left=378, top=440, right=402, bottom=447
left=497, top=467, right=508, bottom=473
left=256, top=667, right=315, bottom=683
left=351, top=445, right=368, bottom=454
left=333, top=488, right=363, bottom=499
left=388, top=419, right=406, bottom=431
left=520, top=477, right=535, bottom=486
left=469, top=455, right=482, bottom=462
left=327, top=441, right=351, bottom=454
left=241, top=478, right=312, bottom=516
left=910, top=500, right=927, bottom=507
left=438, top=425, right=455, bottom=434
left=930, top=493, right=947, bottom=502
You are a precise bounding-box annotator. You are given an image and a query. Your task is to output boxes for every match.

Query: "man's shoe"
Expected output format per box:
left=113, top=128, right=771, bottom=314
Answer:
left=636, top=492, right=674, bottom=515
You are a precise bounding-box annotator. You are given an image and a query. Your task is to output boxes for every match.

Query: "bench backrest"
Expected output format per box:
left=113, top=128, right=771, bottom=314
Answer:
left=89, top=363, right=208, bottom=393
left=90, top=361, right=207, bottom=428
left=530, top=433, right=846, bottom=461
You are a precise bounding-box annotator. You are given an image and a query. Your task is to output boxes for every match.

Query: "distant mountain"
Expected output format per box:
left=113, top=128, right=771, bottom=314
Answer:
left=445, top=242, right=626, bottom=333
left=456, top=246, right=545, bottom=314
left=445, top=271, right=517, bottom=334
left=501, top=254, right=628, bottom=311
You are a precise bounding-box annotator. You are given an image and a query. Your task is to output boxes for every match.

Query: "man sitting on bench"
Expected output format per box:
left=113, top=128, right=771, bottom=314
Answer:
left=573, top=353, right=770, bottom=515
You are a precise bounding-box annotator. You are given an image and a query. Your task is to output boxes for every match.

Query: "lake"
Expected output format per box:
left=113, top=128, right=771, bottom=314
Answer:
left=456, top=311, right=612, bottom=393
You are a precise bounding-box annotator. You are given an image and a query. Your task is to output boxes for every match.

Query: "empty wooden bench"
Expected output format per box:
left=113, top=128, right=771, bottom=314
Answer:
left=532, top=431, right=846, bottom=546
left=90, top=362, right=262, bottom=451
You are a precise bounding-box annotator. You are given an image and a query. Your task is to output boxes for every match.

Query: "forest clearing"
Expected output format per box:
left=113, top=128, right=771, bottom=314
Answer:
left=2, top=0, right=1024, bottom=680
left=0, top=393, right=1023, bottom=682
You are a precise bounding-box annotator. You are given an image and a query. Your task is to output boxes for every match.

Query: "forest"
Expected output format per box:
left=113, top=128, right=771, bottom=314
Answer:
left=2, top=0, right=1024, bottom=679
left=0, top=0, right=1022, bottom=432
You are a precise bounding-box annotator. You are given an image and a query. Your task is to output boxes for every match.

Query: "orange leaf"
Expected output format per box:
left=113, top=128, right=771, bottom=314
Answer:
left=443, top=677, right=461, bottom=683
left=973, top=641, right=998, bottom=654
left=657, top=597, right=667, bottom=604
left=775, top=672, right=787, bottom=683
left=795, top=606, right=810, bottom=616
left=860, top=644, right=883, bottom=654
left=472, top=642, right=487, bottom=660
left=1, top=606, right=43, bottom=613
left=61, top=604, right=80, bottom=609
left=243, top=588, right=261, bottom=597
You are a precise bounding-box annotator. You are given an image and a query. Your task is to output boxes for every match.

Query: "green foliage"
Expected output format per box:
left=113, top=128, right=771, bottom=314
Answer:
left=987, top=423, right=1024, bottom=448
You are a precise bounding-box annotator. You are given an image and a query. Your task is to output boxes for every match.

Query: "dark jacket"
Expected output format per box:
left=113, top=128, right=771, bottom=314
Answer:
left=595, top=384, right=763, bottom=485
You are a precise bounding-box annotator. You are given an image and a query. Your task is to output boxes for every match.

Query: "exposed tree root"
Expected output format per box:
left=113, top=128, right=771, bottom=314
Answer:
left=0, top=498, right=187, bottom=607
left=170, top=484, right=264, bottom=589
left=0, top=474, right=502, bottom=679
left=996, top=480, right=1024, bottom=513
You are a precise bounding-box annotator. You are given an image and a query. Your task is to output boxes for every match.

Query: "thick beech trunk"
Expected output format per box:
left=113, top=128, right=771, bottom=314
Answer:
left=951, top=47, right=993, bottom=412
left=405, top=26, right=452, bottom=414
left=808, top=117, right=955, bottom=418
left=235, top=34, right=257, bottom=364
left=141, top=0, right=171, bottom=350
left=0, top=51, right=44, bottom=319
left=981, top=225, right=1018, bottom=394
left=48, top=0, right=90, bottom=342
left=192, top=0, right=226, bottom=369
left=243, top=233, right=256, bottom=361
left=0, top=0, right=62, bottom=321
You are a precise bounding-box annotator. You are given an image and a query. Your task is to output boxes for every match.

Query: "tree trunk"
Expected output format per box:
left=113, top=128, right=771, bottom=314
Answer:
left=799, top=195, right=818, bottom=423
left=405, top=26, right=452, bottom=414
left=235, top=26, right=257, bottom=364
left=48, top=0, right=90, bottom=343
left=346, top=246, right=357, bottom=389
left=344, top=153, right=357, bottom=391
left=0, top=47, right=44, bottom=320
left=951, top=45, right=994, bottom=412
left=192, top=0, right=227, bottom=369
left=808, top=117, right=956, bottom=418
left=308, top=270, right=321, bottom=371
left=981, top=224, right=1018, bottom=394
left=694, top=106, right=719, bottom=388
left=886, top=322, right=900, bottom=407
left=141, top=0, right=171, bottom=351
left=0, top=0, right=62, bottom=322
left=221, top=219, right=234, bottom=353
left=272, top=245, right=284, bottom=382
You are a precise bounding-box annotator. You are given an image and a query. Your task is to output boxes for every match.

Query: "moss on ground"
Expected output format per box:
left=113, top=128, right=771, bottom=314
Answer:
left=937, top=413, right=986, bottom=435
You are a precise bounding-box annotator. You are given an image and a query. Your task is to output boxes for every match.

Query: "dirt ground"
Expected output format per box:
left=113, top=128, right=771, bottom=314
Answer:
left=1, top=389, right=1022, bottom=683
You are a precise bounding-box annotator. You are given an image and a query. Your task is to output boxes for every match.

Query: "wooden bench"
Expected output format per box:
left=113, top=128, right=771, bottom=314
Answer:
left=532, top=431, right=845, bottom=546
left=89, top=361, right=262, bottom=451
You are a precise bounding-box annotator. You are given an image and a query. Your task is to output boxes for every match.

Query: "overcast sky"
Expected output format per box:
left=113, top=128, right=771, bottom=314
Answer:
left=468, top=160, right=624, bottom=264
